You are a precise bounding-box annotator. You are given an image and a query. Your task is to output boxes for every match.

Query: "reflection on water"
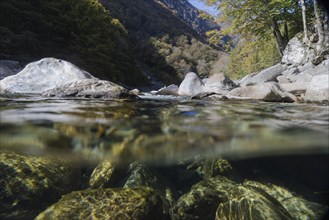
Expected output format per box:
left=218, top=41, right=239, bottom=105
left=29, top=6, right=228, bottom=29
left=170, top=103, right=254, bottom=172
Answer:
left=1, top=95, right=328, bottom=164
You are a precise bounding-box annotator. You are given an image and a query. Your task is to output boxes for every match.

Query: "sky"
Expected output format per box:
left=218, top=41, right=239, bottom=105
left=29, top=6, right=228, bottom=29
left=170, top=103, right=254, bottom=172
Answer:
left=188, top=0, right=218, bottom=16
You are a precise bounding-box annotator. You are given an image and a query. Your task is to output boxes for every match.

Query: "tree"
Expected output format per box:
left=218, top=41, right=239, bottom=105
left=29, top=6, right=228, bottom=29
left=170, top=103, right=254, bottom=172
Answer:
left=202, top=0, right=303, bottom=56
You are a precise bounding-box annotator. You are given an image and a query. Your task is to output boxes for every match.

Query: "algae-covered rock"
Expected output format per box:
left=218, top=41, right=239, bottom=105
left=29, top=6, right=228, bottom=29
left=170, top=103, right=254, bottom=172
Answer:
left=170, top=176, right=237, bottom=220
left=215, top=185, right=293, bottom=220
left=89, top=160, right=117, bottom=188
left=0, top=151, right=78, bottom=219
left=36, top=187, right=164, bottom=220
left=244, top=180, right=328, bottom=220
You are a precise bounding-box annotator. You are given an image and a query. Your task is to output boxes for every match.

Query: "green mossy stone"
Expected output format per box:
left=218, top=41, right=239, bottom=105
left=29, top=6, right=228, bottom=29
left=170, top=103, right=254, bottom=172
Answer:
left=244, top=180, right=329, bottom=220
left=0, top=151, right=78, bottom=219
left=170, top=176, right=237, bottom=220
left=215, top=185, right=293, bottom=220
left=36, top=187, right=164, bottom=220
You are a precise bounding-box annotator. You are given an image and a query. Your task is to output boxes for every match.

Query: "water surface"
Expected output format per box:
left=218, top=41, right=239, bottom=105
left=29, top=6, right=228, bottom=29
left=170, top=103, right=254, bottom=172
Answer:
left=1, top=95, right=328, bottom=164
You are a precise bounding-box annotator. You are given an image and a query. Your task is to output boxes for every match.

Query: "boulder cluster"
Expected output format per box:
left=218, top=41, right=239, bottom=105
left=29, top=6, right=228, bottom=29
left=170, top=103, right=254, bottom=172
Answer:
left=1, top=151, right=327, bottom=219
left=0, top=36, right=327, bottom=102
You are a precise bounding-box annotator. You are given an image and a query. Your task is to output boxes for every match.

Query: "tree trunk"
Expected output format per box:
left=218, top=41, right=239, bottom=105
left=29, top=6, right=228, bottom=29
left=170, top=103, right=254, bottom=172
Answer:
left=313, top=0, right=325, bottom=50
left=301, top=0, right=309, bottom=44
left=271, top=18, right=286, bottom=57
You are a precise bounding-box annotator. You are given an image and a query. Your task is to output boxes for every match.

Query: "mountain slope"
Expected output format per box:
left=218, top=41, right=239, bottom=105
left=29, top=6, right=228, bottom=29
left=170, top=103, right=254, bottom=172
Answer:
left=0, top=0, right=144, bottom=86
left=100, top=0, right=228, bottom=84
left=157, top=0, right=220, bottom=36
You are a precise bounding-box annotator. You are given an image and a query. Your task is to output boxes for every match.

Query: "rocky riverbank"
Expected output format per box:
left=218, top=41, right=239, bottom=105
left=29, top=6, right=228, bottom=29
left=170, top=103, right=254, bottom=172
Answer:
left=1, top=35, right=328, bottom=103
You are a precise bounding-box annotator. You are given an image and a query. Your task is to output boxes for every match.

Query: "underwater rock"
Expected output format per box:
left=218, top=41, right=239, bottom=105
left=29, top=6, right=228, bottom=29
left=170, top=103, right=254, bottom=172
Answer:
left=0, top=151, right=78, bottom=219
left=89, top=160, right=117, bottom=188
left=244, top=180, right=328, bottom=220
left=36, top=187, right=164, bottom=220
left=215, top=185, right=293, bottom=220
left=170, top=176, right=237, bottom=220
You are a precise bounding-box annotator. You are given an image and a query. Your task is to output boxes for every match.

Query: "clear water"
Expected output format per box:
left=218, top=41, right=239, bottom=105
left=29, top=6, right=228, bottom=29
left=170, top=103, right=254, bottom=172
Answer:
left=1, top=94, right=329, bottom=219
left=1, top=94, right=328, bottom=164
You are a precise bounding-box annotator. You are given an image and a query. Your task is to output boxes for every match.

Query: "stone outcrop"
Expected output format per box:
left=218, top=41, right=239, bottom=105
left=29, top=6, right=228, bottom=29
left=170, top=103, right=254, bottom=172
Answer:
left=240, top=64, right=287, bottom=86
left=304, top=74, right=329, bottom=102
left=203, top=73, right=237, bottom=94
left=178, top=72, right=204, bottom=96
left=0, top=151, right=78, bottom=219
left=0, top=60, right=22, bottom=80
left=156, top=84, right=179, bottom=96
left=282, top=35, right=310, bottom=66
left=0, top=58, right=94, bottom=94
left=227, top=82, right=296, bottom=102
left=42, top=79, right=133, bottom=99
left=36, top=187, right=164, bottom=220
left=0, top=58, right=134, bottom=99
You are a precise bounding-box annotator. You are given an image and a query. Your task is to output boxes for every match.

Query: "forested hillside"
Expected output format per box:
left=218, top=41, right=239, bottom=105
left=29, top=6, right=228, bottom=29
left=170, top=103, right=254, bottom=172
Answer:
left=0, top=0, right=144, bottom=86
left=100, top=0, right=228, bottom=83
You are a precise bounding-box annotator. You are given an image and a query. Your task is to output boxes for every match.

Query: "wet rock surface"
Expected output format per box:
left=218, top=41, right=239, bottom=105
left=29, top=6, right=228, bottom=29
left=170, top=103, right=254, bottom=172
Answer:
left=36, top=187, right=164, bottom=220
left=0, top=151, right=78, bottom=219
left=215, top=185, right=293, bottom=220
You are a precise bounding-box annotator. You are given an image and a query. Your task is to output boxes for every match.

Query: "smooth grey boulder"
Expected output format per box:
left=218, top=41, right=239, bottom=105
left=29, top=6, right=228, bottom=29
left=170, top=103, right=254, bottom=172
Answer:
left=215, top=185, right=293, bottom=220
left=282, top=36, right=309, bottom=66
left=301, top=59, right=329, bottom=76
left=156, top=84, right=179, bottom=96
left=277, top=75, right=291, bottom=84
left=227, top=82, right=296, bottom=102
left=241, top=64, right=286, bottom=86
left=279, top=82, right=309, bottom=95
left=203, top=73, right=237, bottom=93
left=42, top=79, right=133, bottom=99
left=297, top=62, right=314, bottom=72
left=36, top=187, right=164, bottom=220
left=305, top=74, right=329, bottom=102
left=178, top=72, right=204, bottom=96
left=0, top=58, right=94, bottom=94
left=0, top=151, right=78, bottom=219
left=0, top=60, right=22, bottom=80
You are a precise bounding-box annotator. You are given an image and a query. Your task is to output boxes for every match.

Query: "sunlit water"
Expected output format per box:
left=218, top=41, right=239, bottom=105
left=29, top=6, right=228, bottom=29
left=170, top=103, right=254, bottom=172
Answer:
left=1, top=94, right=328, bottom=164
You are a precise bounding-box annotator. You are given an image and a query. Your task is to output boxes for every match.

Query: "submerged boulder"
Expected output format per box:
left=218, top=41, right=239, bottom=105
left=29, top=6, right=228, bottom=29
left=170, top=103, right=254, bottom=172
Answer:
left=170, top=176, right=237, bottom=220
left=244, top=180, right=328, bottom=220
left=36, top=187, right=164, bottom=220
left=0, top=151, right=78, bottom=219
left=215, top=185, right=293, bottom=220
left=304, top=74, right=329, bottom=102
left=0, top=58, right=94, bottom=94
left=178, top=72, right=204, bottom=96
left=227, top=82, right=296, bottom=102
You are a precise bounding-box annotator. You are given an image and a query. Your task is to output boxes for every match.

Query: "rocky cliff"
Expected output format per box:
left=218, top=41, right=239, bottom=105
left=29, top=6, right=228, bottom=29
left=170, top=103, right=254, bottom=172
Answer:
left=157, top=0, right=220, bottom=36
left=100, top=0, right=227, bottom=84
